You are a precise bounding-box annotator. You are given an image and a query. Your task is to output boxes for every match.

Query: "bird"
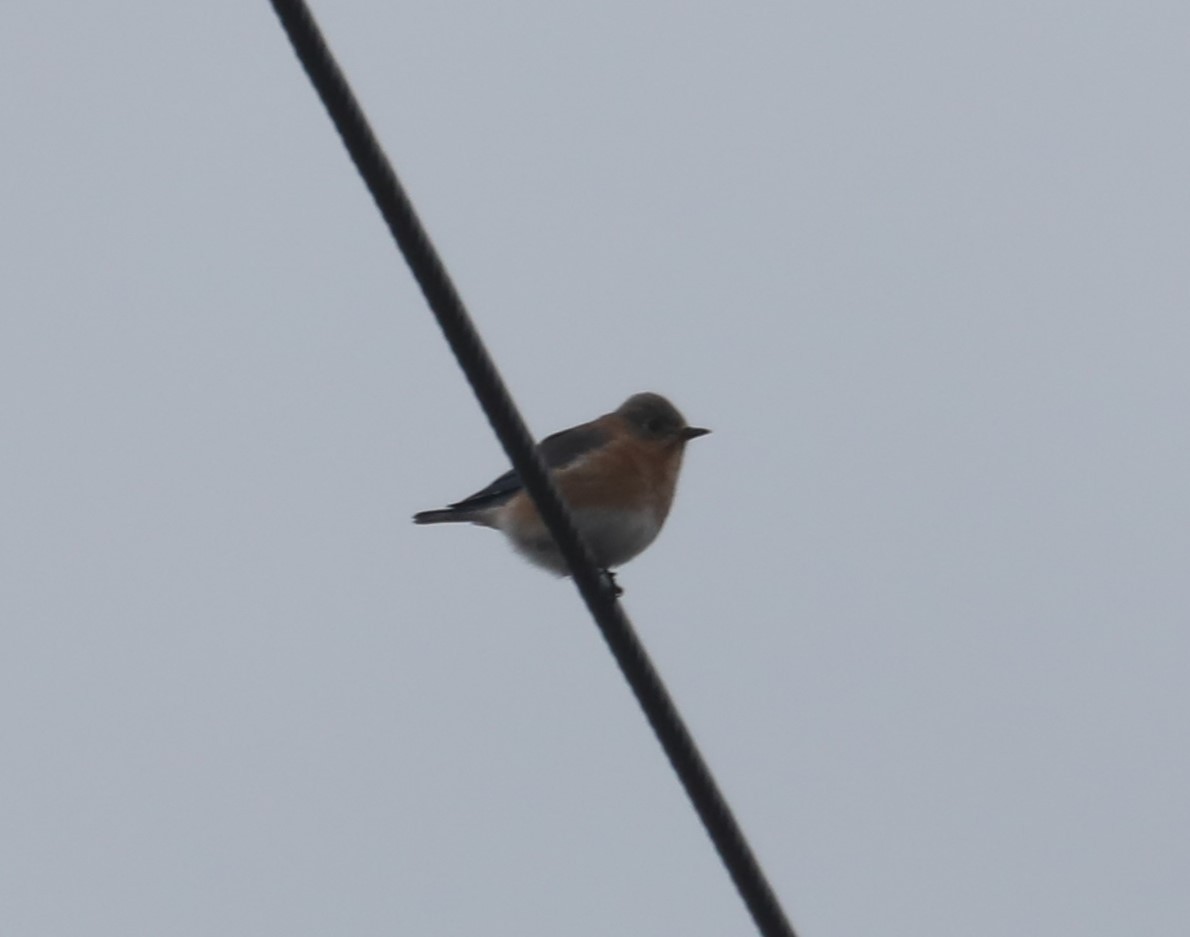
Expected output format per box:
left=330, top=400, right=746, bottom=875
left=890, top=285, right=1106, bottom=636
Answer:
left=413, top=393, right=709, bottom=586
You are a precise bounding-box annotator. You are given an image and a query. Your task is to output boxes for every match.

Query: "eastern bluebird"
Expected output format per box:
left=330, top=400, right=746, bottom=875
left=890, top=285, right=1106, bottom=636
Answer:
left=413, top=393, right=709, bottom=581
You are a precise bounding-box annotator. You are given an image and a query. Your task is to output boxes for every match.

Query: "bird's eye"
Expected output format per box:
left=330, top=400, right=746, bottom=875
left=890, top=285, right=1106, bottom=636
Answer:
left=646, top=417, right=667, bottom=434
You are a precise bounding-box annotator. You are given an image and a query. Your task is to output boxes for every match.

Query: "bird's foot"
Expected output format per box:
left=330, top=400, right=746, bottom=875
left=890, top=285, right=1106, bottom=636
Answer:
left=600, top=568, right=623, bottom=598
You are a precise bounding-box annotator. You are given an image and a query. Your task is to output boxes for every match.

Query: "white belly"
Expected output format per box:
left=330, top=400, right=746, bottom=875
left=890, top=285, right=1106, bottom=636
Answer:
left=501, top=506, right=662, bottom=574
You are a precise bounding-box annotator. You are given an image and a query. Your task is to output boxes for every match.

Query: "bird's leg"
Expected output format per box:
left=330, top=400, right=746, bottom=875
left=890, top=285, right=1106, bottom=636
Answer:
left=600, top=568, right=623, bottom=598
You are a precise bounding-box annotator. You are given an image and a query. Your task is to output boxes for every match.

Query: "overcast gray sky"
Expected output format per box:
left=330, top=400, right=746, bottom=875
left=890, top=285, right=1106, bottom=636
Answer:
left=3, top=2, right=1189, bottom=935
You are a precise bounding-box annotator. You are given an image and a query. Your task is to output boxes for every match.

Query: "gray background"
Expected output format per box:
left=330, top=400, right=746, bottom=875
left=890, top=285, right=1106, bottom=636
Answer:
left=3, top=2, right=1188, bottom=934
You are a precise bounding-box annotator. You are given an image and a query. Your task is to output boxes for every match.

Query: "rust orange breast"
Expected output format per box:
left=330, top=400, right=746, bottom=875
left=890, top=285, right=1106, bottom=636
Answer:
left=502, top=435, right=685, bottom=532
left=557, top=436, right=683, bottom=518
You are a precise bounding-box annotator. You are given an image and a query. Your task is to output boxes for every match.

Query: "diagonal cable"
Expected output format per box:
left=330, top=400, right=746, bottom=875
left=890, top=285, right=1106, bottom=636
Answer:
left=267, top=3, right=798, bottom=935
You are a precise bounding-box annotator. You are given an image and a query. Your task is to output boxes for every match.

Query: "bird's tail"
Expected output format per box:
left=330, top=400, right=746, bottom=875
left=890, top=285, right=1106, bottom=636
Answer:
left=412, top=508, right=474, bottom=525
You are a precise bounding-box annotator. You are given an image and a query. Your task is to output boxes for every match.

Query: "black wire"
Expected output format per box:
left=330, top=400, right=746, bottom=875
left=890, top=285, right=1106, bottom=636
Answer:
left=267, top=4, right=799, bottom=935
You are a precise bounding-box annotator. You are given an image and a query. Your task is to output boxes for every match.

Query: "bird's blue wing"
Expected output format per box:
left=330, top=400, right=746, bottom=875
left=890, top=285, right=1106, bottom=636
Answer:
left=447, top=423, right=609, bottom=512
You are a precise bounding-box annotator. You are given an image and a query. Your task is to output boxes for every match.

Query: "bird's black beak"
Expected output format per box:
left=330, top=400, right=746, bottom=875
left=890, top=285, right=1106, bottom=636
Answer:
left=681, top=426, right=711, bottom=441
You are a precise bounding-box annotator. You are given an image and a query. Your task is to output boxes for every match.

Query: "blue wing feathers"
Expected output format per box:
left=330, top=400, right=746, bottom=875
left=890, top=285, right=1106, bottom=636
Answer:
left=444, top=423, right=609, bottom=513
